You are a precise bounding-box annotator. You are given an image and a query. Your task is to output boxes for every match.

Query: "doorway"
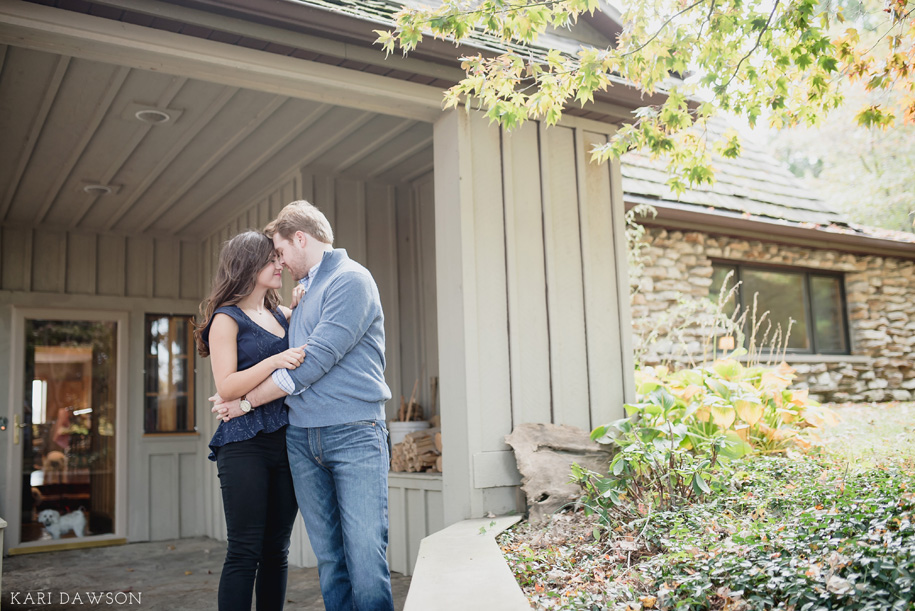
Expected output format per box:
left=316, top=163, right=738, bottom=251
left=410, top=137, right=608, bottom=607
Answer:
left=8, top=310, right=128, bottom=552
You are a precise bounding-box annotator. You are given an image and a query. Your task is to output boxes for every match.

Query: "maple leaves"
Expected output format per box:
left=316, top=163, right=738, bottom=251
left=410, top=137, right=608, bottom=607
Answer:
left=833, top=1, right=915, bottom=129
left=377, top=0, right=915, bottom=194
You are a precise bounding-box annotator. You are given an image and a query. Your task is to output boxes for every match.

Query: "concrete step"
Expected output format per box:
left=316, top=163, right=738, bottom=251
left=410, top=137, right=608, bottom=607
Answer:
left=405, top=515, right=530, bottom=610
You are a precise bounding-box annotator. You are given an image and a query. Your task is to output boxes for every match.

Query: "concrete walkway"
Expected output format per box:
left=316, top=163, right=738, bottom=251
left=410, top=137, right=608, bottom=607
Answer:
left=1, top=537, right=411, bottom=610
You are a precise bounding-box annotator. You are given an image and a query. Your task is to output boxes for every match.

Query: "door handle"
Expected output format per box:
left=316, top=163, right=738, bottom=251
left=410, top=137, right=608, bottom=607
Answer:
left=14, top=413, right=23, bottom=445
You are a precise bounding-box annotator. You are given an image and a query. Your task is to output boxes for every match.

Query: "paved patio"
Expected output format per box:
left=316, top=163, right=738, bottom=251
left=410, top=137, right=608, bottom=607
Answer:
left=1, top=537, right=411, bottom=610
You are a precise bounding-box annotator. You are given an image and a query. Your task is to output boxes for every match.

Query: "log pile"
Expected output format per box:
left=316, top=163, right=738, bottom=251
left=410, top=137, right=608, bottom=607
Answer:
left=391, top=428, right=442, bottom=473
left=434, top=429, right=443, bottom=471
left=389, top=377, right=443, bottom=473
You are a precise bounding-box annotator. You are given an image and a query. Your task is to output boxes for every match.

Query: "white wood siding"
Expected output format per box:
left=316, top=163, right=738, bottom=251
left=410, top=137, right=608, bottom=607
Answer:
left=434, top=111, right=633, bottom=523
left=395, top=175, right=439, bottom=421
left=540, top=123, right=592, bottom=431
left=503, top=122, right=552, bottom=426
left=388, top=473, right=444, bottom=576
left=578, top=131, right=635, bottom=422
left=147, top=449, right=201, bottom=541
left=0, top=226, right=200, bottom=300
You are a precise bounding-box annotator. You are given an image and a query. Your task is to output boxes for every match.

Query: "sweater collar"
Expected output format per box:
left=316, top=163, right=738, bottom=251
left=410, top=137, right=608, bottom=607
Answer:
left=304, top=248, right=348, bottom=285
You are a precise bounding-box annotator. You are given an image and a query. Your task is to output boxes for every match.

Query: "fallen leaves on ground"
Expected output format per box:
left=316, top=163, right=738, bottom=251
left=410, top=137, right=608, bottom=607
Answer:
left=499, top=510, right=659, bottom=609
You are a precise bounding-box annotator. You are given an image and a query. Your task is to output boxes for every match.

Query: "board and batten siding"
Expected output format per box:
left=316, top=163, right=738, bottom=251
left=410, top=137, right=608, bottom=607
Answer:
left=0, top=225, right=206, bottom=548
left=433, top=110, right=634, bottom=524
left=1, top=227, right=200, bottom=299
left=199, top=168, right=439, bottom=574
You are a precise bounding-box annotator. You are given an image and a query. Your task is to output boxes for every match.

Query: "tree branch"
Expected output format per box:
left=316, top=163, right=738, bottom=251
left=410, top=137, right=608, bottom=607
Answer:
left=828, top=5, right=915, bottom=86
left=620, top=0, right=710, bottom=58
left=721, top=0, right=782, bottom=91
left=695, top=0, right=717, bottom=45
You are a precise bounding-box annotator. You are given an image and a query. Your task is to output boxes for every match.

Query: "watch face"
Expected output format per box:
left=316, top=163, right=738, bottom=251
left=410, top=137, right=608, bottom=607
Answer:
left=240, top=399, right=252, bottom=413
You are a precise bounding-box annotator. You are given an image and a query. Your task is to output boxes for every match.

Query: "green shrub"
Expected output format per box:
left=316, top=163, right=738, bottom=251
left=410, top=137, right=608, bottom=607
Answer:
left=577, top=358, right=837, bottom=520
left=632, top=358, right=836, bottom=452
left=573, top=386, right=732, bottom=520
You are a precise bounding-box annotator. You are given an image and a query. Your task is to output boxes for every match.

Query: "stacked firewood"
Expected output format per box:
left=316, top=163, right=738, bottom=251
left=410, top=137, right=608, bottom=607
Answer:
left=391, top=426, right=443, bottom=473
left=432, top=429, right=442, bottom=472
left=390, top=377, right=443, bottom=473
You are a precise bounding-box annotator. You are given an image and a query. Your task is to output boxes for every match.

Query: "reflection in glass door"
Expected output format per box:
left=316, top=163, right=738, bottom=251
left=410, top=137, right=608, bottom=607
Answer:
left=20, top=319, right=118, bottom=544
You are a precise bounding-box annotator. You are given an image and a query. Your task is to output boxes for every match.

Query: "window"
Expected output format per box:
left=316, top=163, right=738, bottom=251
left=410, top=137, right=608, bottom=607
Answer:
left=709, top=263, right=849, bottom=355
left=144, top=315, right=195, bottom=433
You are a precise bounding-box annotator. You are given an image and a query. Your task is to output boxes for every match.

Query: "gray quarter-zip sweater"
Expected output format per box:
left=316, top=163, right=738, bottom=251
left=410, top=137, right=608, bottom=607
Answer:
left=282, top=248, right=391, bottom=427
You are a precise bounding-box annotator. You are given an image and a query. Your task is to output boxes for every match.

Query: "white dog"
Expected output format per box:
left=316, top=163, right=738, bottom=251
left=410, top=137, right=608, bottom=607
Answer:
left=37, top=508, right=87, bottom=539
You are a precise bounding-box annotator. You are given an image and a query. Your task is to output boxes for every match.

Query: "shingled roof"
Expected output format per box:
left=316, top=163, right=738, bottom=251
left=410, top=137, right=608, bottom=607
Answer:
left=620, top=119, right=915, bottom=248
left=621, top=119, right=848, bottom=226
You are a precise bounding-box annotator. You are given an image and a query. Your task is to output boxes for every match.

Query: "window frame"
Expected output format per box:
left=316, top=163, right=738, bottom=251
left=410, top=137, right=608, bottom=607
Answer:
left=709, top=260, right=851, bottom=356
left=143, top=313, right=197, bottom=435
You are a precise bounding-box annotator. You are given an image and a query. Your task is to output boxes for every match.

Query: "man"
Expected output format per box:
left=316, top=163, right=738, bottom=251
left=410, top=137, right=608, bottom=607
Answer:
left=212, top=200, right=394, bottom=611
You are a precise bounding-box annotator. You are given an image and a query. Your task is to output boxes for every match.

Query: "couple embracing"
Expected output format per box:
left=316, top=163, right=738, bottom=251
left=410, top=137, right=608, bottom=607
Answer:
left=192, top=200, right=394, bottom=611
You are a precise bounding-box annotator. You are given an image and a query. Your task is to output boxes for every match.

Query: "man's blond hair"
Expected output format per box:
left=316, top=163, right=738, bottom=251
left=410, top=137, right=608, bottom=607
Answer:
left=264, top=200, right=334, bottom=245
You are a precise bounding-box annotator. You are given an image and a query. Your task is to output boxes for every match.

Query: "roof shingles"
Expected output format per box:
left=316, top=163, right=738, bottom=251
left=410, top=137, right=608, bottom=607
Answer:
left=620, top=119, right=915, bottom=245
left=621, top=119, right=847, bottom=227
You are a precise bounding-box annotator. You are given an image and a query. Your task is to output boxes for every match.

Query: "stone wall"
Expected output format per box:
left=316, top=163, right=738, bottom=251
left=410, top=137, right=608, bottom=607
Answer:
left=630, top=227, right=915, bottom=403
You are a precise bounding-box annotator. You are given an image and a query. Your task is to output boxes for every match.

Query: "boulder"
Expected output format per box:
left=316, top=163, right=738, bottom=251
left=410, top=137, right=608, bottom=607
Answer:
left=505, top=423, right=615, bottom=525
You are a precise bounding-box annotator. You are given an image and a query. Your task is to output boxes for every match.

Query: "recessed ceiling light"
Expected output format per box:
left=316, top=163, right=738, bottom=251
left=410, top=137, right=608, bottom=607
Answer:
left=83, top=184, right=113, bottom=195
left=135, top=109, right=171, bottom=124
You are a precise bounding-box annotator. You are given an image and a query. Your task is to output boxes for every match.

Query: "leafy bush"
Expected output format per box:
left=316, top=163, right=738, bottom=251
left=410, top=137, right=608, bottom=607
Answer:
left=573, top=387, right=732, bottom=520
left=507, top=403, right=915, bottom=611
left=576, top=358, right=836, bottom=520
left=633, top=358, right=837, bottom=453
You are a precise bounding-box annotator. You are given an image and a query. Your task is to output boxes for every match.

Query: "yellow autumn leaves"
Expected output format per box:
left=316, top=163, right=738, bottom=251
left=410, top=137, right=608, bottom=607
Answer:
left=635, top=358, right=838, bottom=453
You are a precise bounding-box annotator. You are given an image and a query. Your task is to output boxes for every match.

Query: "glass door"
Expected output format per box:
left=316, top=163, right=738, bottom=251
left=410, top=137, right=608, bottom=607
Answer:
left=19, top=319, right=118, bottom=544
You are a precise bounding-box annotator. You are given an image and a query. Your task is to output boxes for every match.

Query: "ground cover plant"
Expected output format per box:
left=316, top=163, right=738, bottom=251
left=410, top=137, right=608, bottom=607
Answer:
left=499, top=401, right=915, bottom=610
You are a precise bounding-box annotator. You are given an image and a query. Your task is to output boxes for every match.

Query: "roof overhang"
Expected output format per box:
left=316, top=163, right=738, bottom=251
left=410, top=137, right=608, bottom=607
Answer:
left=627, top=195, right=915, bottom=261
left=1, top=0, right=446, bottom=121
left=0, top=0, right=441, bottom=239
left=585, top=1, right=624, bottom=42
left=165, top=0, right=661, bottom=122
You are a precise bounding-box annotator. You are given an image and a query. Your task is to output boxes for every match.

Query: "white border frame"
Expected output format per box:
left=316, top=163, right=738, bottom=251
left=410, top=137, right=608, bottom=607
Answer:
left=5, top=307, right=129, bottom=552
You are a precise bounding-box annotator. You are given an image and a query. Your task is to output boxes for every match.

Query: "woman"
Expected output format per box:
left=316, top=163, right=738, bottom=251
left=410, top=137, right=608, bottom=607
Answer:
left=193, top=231, right=304, bottom=611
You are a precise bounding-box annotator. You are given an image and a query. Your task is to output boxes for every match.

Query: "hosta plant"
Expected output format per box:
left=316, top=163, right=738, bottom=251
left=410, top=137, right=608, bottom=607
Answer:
left=576, top=388, right=733, bottom=519
left=634, top=356, right=838, bottom=453
left=578, top=356, right=838, bottom=519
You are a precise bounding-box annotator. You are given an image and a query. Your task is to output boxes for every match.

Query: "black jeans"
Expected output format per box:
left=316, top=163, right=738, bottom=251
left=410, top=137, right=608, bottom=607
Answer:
left=216, top=428, right=299, bottom=611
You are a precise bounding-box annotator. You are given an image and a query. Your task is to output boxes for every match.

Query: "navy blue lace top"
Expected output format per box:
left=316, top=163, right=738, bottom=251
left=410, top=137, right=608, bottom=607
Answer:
left=202, top=305, right=290, bottom=460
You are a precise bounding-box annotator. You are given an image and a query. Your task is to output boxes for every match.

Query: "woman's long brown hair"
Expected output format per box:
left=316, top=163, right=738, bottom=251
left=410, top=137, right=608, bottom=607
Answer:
left=193, top=231, right=280, bottom=358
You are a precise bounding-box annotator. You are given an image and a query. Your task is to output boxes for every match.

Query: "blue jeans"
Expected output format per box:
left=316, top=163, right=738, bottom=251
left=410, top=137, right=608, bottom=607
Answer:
left=216, top=428, right=299, bottom=611
left=286, top=421, right=394, bottom=611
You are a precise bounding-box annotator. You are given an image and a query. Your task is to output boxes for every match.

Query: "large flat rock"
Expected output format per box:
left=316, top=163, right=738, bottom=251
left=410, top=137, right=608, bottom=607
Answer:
left=506, top=423, right=614, bottom=524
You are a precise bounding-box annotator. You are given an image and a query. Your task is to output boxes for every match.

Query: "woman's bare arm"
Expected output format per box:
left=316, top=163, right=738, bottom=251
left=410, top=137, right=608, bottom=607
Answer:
left=208, top=313, right=304, bottom=401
